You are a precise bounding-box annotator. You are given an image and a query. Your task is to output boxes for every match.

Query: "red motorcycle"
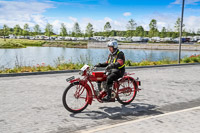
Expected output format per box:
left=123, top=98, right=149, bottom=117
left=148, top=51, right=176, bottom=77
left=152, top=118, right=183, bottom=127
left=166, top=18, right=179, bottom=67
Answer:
left=62, top=65, right=141, bottom=113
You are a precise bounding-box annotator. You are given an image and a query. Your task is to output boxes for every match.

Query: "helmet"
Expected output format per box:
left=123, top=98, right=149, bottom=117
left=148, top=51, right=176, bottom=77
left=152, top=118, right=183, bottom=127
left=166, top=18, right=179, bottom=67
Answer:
left=107, top=41, right=118, bottom=48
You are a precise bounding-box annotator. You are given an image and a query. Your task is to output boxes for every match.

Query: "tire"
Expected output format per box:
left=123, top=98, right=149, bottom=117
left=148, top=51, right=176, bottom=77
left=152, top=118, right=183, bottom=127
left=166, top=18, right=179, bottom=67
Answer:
left=62, top=82, right=89, bottom=113
left=117, top=79, right=137, bottom=105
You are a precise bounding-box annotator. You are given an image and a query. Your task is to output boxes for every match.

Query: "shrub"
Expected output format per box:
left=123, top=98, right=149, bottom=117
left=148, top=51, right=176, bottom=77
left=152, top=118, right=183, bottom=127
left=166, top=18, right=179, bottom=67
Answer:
left=125, top=60, right=132, bottom=66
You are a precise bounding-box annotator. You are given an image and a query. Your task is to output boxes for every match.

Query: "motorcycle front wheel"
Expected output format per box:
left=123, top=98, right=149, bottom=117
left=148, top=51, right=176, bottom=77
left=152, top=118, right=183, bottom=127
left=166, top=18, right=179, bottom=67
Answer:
left=117, top=79, right=137, bottom=105
left=62, top=82, right=89, bottom=113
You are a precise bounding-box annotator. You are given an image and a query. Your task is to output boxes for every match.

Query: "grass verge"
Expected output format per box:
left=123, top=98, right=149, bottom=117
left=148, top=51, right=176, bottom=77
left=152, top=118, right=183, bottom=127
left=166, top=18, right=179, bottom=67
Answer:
left=0, top=39, right=88, bottom=48
left=0, top=55, right=200, bottom=74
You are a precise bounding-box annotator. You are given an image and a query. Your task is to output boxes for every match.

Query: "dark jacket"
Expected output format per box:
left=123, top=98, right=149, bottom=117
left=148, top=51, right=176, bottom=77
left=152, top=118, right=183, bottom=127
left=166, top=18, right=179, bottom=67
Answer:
left=99, top=49, right=125, bottom=75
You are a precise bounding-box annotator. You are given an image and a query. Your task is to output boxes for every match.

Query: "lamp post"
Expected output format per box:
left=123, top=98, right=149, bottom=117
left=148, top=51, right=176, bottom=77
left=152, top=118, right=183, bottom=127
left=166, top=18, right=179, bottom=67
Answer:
left=178, top=0, right=185, bottom=64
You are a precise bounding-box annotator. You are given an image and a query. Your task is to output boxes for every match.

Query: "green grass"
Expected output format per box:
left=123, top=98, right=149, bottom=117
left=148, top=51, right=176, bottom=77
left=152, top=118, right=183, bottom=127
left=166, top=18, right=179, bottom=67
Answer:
left=125, top=55, right=200, bottom=67
left=0, top=62, right=85, bottom=74
left=0, top=39, right=26, bottom=48
left=44, top=41, right=87, bottom=47
left=17, top=39, right=45, bottom=46
left=0, top=39, right=45, bottom=48
left=0, top=39, right=88, bottom=48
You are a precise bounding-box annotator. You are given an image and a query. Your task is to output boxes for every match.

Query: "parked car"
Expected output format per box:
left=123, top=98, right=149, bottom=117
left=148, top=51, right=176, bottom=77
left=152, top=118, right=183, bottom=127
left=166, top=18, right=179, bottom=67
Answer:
left=132, top=37, right=143, bottom=42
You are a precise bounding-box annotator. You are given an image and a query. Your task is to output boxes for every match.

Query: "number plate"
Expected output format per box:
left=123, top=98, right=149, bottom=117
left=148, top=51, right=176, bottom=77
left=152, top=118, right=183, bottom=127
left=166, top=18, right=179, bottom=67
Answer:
left=66, top=76, right=75, bottom=82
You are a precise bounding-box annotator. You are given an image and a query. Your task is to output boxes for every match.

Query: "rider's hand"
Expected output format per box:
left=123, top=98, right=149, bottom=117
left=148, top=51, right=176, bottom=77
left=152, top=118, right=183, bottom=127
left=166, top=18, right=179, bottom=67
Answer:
left=106, top=64, right=114, bottom=70
left=94, top=63, right=101, bottom=67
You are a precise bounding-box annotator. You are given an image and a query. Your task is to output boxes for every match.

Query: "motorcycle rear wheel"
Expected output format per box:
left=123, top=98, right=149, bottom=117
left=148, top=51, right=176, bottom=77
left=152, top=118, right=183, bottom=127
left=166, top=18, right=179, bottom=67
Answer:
left=117, top=79, right=137, bottom=105
left=62, top=82, right=89, bottom=113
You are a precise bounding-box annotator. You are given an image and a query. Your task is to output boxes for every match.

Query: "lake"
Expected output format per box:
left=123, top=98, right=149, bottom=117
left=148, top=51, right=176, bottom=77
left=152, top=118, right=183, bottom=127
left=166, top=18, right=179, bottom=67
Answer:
left=0, top=47, right=200, bottom=68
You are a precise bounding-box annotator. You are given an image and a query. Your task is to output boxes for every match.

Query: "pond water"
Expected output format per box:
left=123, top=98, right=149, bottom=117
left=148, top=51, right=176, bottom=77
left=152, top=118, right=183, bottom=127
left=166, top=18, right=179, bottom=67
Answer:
left=0, top=47, right=200, bottom=68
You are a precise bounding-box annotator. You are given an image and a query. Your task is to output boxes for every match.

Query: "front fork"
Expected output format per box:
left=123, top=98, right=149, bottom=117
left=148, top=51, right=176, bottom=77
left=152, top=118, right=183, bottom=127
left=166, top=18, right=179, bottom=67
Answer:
left=67, top=78, right=94, bottom=105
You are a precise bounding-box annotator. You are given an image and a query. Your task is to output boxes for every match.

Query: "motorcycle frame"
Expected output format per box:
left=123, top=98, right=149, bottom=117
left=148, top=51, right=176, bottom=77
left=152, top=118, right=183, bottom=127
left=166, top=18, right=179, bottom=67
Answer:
left=68, top=72, right=140, bottom=105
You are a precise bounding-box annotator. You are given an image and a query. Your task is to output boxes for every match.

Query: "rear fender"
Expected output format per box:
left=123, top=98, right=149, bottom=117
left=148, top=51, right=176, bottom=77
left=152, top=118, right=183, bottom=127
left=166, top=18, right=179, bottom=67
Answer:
left=70, top=79, right=93, bottom=105
left=120, top=76, right=140, bottom=90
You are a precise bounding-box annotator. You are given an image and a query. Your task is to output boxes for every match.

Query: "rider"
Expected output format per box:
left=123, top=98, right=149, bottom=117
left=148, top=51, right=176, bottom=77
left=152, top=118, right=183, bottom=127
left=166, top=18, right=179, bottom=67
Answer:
left=94, top=41, right=125, bottom=101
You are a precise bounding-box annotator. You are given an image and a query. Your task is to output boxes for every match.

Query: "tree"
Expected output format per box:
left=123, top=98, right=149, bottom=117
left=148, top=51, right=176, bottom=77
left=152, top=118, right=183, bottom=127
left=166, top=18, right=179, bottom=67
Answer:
left=2, top=24, right=9, bottom=41
left=60, top=23, right=67, bottom=37
left=135, top=26, right=144, bottom=37
left=33, top=24, right=41, bottom=36
left=144, top=31, right=148, bottom=37
left=85, top=23, right=93, bottom=37
left=116, top=31, right=126, bottom=37
left=73, top=22, right=81, bottom=37
left=160, top=27, right=167, bottom=38
left=172, top=32, right=178, bottom=38
left=45, top=23, right=53, bottom=40
left=149, top=19, right=158, bottom=37
left=126, top=19, right=137, bottom=30
left=197, top=29, right=200, bottom=35
left=23, top=23, right=30, bottom=37
left=174, top=17, right=185, bottom=32
left=13, top=24, right=22, bottom=36
left=182, top=29, right=188, bottom=36
left=110, top=30, right=117, bottom=36
left=104, top=22, right=111, bottom=32
left=126, top=30, right=135, bottom=37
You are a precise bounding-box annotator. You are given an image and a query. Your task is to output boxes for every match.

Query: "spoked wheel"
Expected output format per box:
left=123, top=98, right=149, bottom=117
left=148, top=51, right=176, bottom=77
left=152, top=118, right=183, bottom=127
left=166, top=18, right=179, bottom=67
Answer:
left=62, top=82, right=89, bottom=113
left=117, top=79, right=137, bottom=105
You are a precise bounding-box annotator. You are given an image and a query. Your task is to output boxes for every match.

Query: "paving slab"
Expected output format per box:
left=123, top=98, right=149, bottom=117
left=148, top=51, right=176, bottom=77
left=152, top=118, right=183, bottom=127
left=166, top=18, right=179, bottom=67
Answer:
left=0, top=65, right=200, bottom=133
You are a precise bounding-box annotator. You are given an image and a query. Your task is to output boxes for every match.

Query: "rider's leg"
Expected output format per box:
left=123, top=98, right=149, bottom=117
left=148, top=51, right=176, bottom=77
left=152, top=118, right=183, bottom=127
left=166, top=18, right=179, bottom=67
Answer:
left=103, top=73, right=118, bottom=101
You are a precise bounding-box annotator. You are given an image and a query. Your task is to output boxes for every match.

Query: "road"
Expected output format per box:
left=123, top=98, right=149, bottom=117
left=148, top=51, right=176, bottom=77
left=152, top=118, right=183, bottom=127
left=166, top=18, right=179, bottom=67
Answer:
left=0, top=64, right=200, bottom=133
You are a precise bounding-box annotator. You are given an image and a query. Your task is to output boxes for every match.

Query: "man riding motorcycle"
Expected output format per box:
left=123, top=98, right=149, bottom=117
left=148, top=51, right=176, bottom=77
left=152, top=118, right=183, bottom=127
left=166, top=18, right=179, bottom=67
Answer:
left=94, top=41, right=125, bottom=102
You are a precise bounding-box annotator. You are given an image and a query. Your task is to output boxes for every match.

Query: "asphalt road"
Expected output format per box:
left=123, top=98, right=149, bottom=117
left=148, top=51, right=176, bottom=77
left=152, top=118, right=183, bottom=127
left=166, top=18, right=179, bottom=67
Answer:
left=0, top=64, right=200, bottom=133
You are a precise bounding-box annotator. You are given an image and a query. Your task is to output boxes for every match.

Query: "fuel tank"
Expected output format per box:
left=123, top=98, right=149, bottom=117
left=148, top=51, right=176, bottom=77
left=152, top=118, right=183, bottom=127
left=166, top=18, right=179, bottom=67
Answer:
left=89, top=72, right=107, bottom=81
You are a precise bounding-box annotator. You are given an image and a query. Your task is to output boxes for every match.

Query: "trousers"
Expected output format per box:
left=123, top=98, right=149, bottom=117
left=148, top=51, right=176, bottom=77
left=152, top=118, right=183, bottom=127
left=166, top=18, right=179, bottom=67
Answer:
left=106, top=69, right=125, bottom=86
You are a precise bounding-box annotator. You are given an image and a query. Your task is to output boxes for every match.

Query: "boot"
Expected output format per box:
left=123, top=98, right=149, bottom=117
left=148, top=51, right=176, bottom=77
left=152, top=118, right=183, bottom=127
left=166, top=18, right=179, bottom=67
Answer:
left=102, top=85, right=114, bottom=102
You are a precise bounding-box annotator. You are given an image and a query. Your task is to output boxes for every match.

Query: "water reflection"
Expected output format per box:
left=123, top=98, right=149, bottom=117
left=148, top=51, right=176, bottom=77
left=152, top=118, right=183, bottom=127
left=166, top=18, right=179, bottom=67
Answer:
left=0, top=47, right=199, bottom=68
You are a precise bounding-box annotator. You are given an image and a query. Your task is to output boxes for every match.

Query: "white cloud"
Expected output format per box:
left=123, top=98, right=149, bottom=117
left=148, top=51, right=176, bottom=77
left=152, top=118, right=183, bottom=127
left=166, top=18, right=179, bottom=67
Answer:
left=0, top=1, right=54, bottom=30
left=68, top=16, right=78, bottom=22
left=184, top=16, right=200, bottom=31
left=123, top=12, right=132, bottom=17
left=171, top=0, right=200, bottom=5
left=79, top=17, right=127, bottom=31
left=104, top=17, right=112, bottom=22
left=142, top=12, right=200, bottom=32
left=0, top=0, right=199, bottom=33
left=50, top=20, right=75, bottom=34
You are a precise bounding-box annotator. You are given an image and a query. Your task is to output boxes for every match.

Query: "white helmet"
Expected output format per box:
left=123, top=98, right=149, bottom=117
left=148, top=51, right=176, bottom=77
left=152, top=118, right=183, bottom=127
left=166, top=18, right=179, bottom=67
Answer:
left=107, top=41, right=118, bottom=48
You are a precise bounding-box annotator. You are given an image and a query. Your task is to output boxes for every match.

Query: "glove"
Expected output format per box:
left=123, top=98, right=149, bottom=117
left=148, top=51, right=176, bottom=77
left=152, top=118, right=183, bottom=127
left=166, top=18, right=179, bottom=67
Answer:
left=94, top=63, right=101, bottom=67
left=106, top=63, right=114, bottom=70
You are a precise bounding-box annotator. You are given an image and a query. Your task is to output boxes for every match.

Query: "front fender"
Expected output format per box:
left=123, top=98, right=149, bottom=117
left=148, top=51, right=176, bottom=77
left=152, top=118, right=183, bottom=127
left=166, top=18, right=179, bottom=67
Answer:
left=69, top=78, right=80, bottom=83
left=70, top=79, right=93, bottom=105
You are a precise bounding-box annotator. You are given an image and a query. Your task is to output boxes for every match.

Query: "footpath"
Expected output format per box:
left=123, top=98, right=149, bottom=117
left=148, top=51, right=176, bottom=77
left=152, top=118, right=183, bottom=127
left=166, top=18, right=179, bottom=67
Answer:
left=0, top=64, right=200, bottom=133
left=81, top=106, right=200, bottom=133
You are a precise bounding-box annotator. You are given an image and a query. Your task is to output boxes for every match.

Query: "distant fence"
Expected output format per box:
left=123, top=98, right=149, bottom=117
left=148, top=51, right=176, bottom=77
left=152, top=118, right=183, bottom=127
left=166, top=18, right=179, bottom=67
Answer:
left=88, top=41, right=108, bottom=48
left=88, top=41, right=200, bottom=51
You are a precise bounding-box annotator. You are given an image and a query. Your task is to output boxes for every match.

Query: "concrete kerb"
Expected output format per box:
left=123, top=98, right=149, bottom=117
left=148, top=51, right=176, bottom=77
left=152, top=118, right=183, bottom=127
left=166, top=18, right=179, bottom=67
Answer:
left=0, top=70, right=79, bottom=77
left=0, top=63, right=200, bottom=77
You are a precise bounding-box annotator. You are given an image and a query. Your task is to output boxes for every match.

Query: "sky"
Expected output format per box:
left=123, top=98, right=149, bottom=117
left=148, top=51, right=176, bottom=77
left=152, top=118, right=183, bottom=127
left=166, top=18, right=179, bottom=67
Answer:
left=0, top=0, right=200, bottom=33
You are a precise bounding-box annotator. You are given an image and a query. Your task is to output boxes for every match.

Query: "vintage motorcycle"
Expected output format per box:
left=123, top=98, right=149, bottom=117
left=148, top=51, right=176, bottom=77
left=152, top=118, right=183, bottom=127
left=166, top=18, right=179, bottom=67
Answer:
left=62, top=65, right=141, bottom=113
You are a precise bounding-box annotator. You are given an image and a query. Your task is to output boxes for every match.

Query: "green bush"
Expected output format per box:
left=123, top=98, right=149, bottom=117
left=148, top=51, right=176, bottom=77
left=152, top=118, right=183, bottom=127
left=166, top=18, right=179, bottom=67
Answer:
left=191, top=57, right=199, bottom=63
left=181, top=57, right=191, bottom=63
left=125, top=60, right=132, bottom=66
